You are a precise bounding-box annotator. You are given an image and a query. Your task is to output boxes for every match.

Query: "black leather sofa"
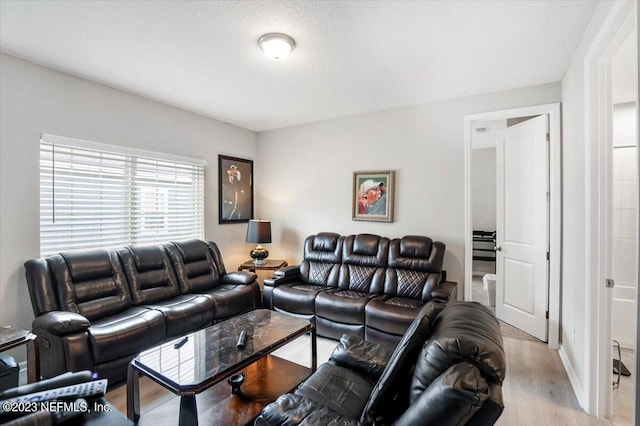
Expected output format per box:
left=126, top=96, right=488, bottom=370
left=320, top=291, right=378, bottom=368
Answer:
left=257, top=301, right=506, bottom=426
left=264, top=233, right=457, bottom=345
left=23, top=239, right=260, bottom=385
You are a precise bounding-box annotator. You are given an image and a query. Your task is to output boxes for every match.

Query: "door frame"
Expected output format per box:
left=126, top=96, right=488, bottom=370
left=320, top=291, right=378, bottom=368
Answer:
left=463, top=103, right=561, bottom=350
left=583, top=0, right=637, bottom=418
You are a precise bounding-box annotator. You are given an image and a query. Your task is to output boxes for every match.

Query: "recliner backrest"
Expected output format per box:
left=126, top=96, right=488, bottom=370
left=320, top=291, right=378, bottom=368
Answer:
left=164, top=239, right=223, bottom=294
left=299, top=233, right=343, bottom=287
left=340, top=234, right=389, bottom=293
left=47, top=250, right=132, bottom=321
left=117, top=244, right=180, bottom=305
left=384, top=236, right=445, bottom=301
left=360, top=301, right=440, bottom=424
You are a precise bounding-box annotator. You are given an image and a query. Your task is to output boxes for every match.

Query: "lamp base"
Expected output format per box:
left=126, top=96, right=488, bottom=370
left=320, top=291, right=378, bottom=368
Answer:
left=250, top=245, right=269, bottom=266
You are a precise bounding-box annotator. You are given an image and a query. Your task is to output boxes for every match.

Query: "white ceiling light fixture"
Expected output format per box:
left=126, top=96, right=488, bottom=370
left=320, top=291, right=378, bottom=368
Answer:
left=258, top=33, right=295, bottom=60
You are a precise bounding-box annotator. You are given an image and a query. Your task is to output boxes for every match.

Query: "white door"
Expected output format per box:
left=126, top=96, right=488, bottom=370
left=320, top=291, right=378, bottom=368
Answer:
left=496, top=114, right=549, bottom=341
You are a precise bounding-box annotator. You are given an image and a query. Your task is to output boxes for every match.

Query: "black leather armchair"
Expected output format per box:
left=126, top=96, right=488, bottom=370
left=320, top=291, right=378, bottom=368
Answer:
left=23, top=239, right=259, bottom=384
left=257, top=301, right=506, bottom=426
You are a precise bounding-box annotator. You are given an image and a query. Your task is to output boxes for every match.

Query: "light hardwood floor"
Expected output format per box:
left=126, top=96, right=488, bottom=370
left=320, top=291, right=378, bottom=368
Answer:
left=105, top=332, right=617, bottom=425
left=612, top=347, right=635, bottom=425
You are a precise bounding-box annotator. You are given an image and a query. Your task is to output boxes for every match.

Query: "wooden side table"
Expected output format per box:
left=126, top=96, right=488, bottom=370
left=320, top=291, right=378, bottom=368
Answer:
left=0, top=327, right=40, bottom=383
left=238, top=259, right=288, bottom=273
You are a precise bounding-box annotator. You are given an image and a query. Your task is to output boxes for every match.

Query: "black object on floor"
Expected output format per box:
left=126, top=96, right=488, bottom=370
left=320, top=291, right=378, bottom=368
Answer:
left=613, top=359, right=631, bottom=377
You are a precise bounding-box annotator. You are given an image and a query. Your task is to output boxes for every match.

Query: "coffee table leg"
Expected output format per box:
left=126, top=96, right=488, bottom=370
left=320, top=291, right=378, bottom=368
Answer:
left=179, top=393, right=198, bottom=426
left=310, top=327, right=317, bottom=372
left=127, top=364, right=140, bottom=423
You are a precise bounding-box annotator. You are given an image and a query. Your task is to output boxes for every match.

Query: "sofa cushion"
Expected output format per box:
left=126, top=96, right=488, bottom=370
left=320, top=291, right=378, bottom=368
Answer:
left=49, top=250, right=132, bottom=321
left=203, top=283, right=260, bottom=320
left=273, top=284, right=328, bottom=315
left=410, top=301, right=505, bottom=403
left=176, top=239, right=209, bottom=263
left=88, top=307, right=166, bottom=364
left=299, top=233, right=343, bottom=287
left=117, top=245, right=180, bottom=305
left=144, top=294, right=214, bottom=337
left=360, top=301, right=440, bottom=424
left=130, top=245, right=166, bottom=272
left=305, top=232, right=342, bottom=263
left=395, top=362, right=489, bottom=426
left=365, top=295, right=424, bottom=336
left=165, top=240, right=222, bottom=294
left=382, top=236, right=445, bottom=301
left=257, top=393, right=358, bottom=426
left=339, top=234, right=389, bottom=294
left=342, top=234, right=389, bottom=268
left=295, top=363, right=375, bottom=420
left=389, top=236, right=445, bottom=272
left=315, top=290, right=373, bottom=324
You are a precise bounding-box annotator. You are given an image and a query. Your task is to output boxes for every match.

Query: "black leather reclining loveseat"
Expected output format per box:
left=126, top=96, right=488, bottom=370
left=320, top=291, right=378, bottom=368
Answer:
left=257, top=301, right=506, bottom=426
left=264, top=233, right=457, bottom=345
left=23, top=239, right=260, bottom=384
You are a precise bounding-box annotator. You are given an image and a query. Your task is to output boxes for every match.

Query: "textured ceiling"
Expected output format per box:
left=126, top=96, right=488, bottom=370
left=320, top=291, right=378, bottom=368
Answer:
left=0, top=1, right=598, bottom=132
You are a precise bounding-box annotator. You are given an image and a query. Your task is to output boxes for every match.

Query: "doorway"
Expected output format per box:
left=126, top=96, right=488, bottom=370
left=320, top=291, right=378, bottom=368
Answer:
left=464, top=103, right=561, bottom=349
left=584, top=1, right=637, bottom=419
left=609, top=22, right=637, bottom=425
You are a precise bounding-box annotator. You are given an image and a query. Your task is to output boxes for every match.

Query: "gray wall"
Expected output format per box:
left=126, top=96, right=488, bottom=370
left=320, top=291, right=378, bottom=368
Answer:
left=256, top=83, right=561, bottom=287
left=0, top=54, right=258, bottom=356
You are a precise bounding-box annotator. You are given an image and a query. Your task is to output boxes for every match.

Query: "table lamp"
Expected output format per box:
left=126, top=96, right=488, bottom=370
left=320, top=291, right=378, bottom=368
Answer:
left=246, top=219, right=272, bottom=266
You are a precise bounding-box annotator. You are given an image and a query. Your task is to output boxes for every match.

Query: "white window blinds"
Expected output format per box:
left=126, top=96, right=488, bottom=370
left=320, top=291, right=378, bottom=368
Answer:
left=40, top=134, right=205, bottom=256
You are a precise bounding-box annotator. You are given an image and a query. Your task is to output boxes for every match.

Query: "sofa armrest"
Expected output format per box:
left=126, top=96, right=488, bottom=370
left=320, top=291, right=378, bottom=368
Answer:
left=394, top=362, right=490, bottom=426
left=256, top=393, right=358, bottom=426
left=263, top=265, right=301, bottom=287
left=329, top=334, right=394, bottom=382
left=430, top=280, right=458, bottom=302
left=32, top=311, right=90, bottom=337
left=221, top=271, right=257, bottom=285
left=467, top=382, right=504, bottom=426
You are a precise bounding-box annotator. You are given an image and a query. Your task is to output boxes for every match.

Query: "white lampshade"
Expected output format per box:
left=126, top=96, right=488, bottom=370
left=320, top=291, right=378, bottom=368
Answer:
left=258, top=33, right=295, bottom=60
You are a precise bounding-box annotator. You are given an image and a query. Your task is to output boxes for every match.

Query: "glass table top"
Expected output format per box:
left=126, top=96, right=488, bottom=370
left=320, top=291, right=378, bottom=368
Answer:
left=132, top=309, right=312, bottom=392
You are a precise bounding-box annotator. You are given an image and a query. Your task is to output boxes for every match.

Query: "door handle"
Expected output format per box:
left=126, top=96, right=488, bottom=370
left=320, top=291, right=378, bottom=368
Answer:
left=494, top=246, right=502, bottom=251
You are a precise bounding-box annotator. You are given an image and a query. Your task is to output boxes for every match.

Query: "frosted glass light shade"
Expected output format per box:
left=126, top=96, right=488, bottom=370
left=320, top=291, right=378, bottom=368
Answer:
left=258, top=33, right=295, bottom=60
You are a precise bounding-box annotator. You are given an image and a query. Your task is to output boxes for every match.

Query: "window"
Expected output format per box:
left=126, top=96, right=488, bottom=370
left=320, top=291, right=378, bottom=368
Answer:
left=40, top=134, right=205, bottom=256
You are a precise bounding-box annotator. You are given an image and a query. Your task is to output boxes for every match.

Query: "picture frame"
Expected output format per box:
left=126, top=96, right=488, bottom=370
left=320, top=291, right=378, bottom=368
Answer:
left=352, top=170, right=395, bottom=222
left=219, top=155, right=253, bottom=224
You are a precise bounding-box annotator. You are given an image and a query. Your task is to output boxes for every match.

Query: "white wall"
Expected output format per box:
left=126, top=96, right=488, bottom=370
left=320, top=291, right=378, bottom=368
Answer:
left=256, top=83, right=561, bottom=287
left=0, top=54, right=257, bottom=360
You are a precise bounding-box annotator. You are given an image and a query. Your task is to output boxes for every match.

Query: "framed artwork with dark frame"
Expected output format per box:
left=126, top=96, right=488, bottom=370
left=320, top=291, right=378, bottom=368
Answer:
left=219, top=155, right=253, bottom=224
left=352, top=170, right=395, bottom=222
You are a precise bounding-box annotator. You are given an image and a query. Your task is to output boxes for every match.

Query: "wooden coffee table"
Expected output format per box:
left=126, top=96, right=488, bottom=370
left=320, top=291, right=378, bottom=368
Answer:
left=127, top=310, right=316, bottom=426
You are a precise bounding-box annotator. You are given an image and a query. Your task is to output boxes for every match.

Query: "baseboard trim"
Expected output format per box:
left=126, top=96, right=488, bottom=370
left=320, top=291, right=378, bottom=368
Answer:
left=558, top=345, right=587, bottom=411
